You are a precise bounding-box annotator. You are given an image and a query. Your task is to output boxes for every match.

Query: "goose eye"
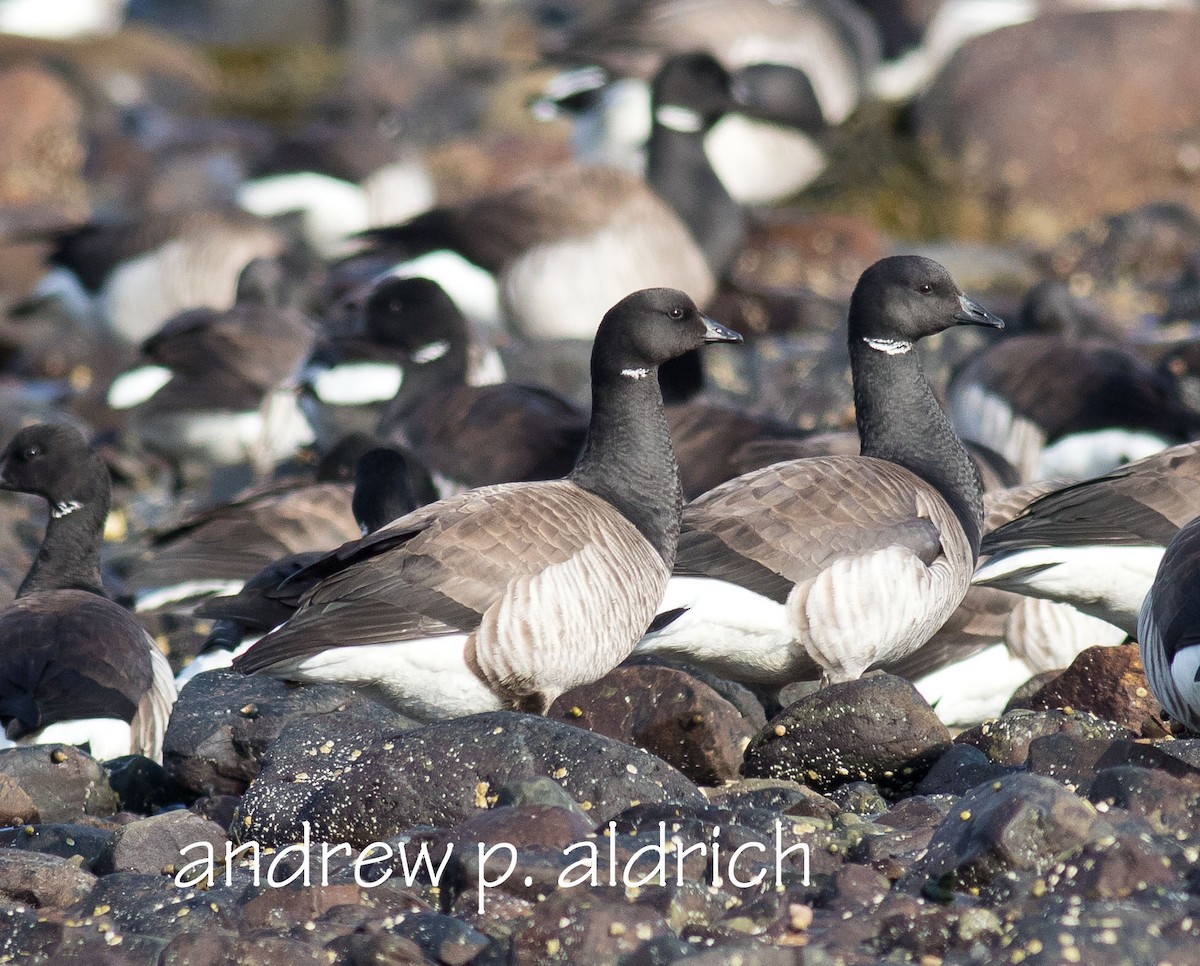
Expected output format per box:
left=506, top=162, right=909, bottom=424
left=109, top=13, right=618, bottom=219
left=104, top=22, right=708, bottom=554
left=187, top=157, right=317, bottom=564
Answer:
left=669, top=307, right=684, bottom=319
left=918, top=283, right=934, bottom=294
left=22, top=446, right=39, bottom=459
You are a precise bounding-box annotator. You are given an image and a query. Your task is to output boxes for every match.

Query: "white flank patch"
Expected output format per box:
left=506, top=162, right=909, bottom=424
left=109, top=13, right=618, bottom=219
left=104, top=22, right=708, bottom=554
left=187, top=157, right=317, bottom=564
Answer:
left=175, top=636, right=259, bottom=688
left=504, top=220, right=713, bottom=340
left=237, top=172, right=370, bottom=258
left=308, top=361, right=403, bottom=405
left=914, top=643, right=1034, bottom=727
left=0, top=0, right=124, bottom=37
left=1037, top=429, right=1171, bottom=482
left=621, top=367, right=650, bottom=380
left=107, top=365, right=173, bottom=409
left=276, top=635, right=502, bottom=721
left=705, top=115, right=826, bottom=205
left=135, top=579, right=245, bottom=614
left=862, top=337, right=913, bottom=355
left=1005, top=596, right=1126, bottom=673
left=410, top=340, right=450, bottom=365
left=636, top=577, right=801, bottom=684
left=390, top=252, right=502, bottom=332
left=24, top=719, right=132, bottom=761
left=654, top=104, right=704, bottom=134
left=795, top=544, right=962, bottom=682
left=361, top=160, right=436, bottom=227
left=973, top=545, right=1165, bottom=636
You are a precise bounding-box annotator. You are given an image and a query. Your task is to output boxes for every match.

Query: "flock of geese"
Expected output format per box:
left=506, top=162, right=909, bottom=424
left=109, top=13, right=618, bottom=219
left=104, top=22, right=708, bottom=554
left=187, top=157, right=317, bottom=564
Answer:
left=1, top=7, right=1200, bottom=771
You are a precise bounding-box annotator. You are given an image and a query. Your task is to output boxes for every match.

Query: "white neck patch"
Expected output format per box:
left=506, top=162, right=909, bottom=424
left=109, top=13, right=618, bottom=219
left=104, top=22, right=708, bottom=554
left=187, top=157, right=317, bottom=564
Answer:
left=52, top=500, right=83, bottom=519
left=862, top=337, right=913, bottom=356
left=621, top=367, right=650, bottom=380
left=410, top=339, right=451, bottom=365
left=655, top=105, right=704, bottom=134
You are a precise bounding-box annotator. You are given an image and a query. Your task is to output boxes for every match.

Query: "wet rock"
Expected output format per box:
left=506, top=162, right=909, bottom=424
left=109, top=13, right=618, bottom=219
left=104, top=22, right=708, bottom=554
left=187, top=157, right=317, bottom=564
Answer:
left=1010, top=644, right=1169, bottom=737
left=1001, top=899, right=1179, bottom=965
left=94, top=809, right=229, bottom=876
left=955, top=709, right=1132, bottom=765
left=903, top=773, right=1113, bottom=899
left=548, top=663, right=758, bottom=785
left=827, top=781, right=887, bottom=816
left=0, top=824, right=114, bottom=872
left=0, top=746, right=119, bottom=822
left=388, top=912, right=492, bottom=964
left=69, top=869, right=242, bottom=938
left=1047, top=832, right=1183, bottom=900
left=743, top=674, right=952, bottom=795
left=163, top=668, right=405, bottom=797
left=1094, top=739, right=1200, bottom=786
left=0, top=908, right=63, bottom=961
left=918, top=743, right=1017, bottom=796
left=0, top=850, right=96, bottom=908
left=238, top=881, right=368, bottom=932
left=851, top=795, right=954, bottom=879
left=237, top=711, right=701, bottom=849
left=104, top=755, right=186, bottom=814
left=919, top=9, right=1200, bottom=241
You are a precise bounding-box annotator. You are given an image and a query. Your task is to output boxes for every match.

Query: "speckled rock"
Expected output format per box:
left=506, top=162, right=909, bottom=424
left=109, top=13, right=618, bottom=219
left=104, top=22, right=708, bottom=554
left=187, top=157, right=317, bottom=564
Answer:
left=510, top=890, right=675, bottom=965
left=1085, top=765, right=1200, bottom=837
left=0, top=746, right=118, bottom=822
left=548, top=663, right=760, bottom=785
left=851, top=795, right=956, bottom=879
left=702, top=778, right=840, bottom=821
left=0, top=908, right=63, bottom=962
left=743, top=675, right=952, bottom=795
left=0, top=823, right=114, bottom=872
left=164, top=668, right=406, bottom=797
left=902, top=773, right=1113, bottom=899
left=955, top=709, right=1133, bottom=766
left=236, top=711, right=702, bottom=849
left=94, top=809, right=229, bottom=876
left=1009, top=645, right=1168, bottom=738
left=0, top=850, right=96, bottom=908
left=999, top=899, right=1184, bottom=965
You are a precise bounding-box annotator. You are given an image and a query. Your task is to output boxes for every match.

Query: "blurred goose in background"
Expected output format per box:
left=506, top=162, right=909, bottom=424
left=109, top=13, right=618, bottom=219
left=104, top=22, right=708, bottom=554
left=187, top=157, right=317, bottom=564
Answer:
left=638, top=255, right=1003, bottom=687
left=234, top=289, right=742, bottom=719
left=107, top=258, right=320, bottom=495
left=343, top=51, right=763, bottom=340
left=973, top=441, right=1200, bottom=636
left=0, top=424, right=174, bottom=761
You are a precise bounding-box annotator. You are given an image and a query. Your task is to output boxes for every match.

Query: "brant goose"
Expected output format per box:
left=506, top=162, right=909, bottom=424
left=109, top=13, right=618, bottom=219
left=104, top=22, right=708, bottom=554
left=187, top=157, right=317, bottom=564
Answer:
left=32, top=208, right=287, bottom=344
left=346, top=51, right=758, bottom=340
left=948, top=328, right=1200, bottom=482
left=0, top=425, right=175, bottom=761
left=1138, top=513, right=1200, bottom=732
left=366, top=277, right=590, bottom=491
left=178, top=446, right=424, bottom=685
left=300, top=274, right=506, bottom=454
left=637, top=255, right=1003, bottom=685
left=108, top=260, right=319, bottom=495
left=972, top=441, right=1200, bottom=636
left=234, top=288, right=742, bottom=719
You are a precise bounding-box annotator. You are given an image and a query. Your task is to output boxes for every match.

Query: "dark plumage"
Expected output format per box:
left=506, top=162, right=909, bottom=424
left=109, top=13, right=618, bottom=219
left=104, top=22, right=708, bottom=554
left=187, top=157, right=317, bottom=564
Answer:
left=234, top=288, right=742, bottom=719
left=1139, top=514, right=1200, bottom=731
left=0, top=425, right=175, bottom=761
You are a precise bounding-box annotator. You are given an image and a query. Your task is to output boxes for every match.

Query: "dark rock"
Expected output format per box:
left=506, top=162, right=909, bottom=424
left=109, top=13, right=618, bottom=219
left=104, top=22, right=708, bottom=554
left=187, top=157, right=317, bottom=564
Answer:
left=1001, top=899, right=1179, bottom=965
left=238, top=881, right=367, bottom=932
left=0, top=850, right=96, bottom=908
left=955, top=709, right=1132, bottom=765
left=703, top=779, right=840, bottom=820
left=0, top=746, right=119, bottom=822
left=0, top=907, right=63, bottom=961
left=163, top=668, right=404, bottom=798
left=94, top=809, right=229, bottom=876
left=236, top=711, right=701, bottom=849
left=852, top=796, right=955, bottom=878
left=1085, top=766, right=1200, bottom=836
left=0, top=823, right=114, bottom=872
left=0, top=773, right=39, bottom=825
left=1094, top=739, right=1200, bottom=786
left=548, top=663, right=759, bottom=785
left=1025, top=734, right=1124, bottom=789
left=624, top=654, right=768, bottom=727
left=104, top=755, right=187, bottom=814
left=743, top=674, right=952, bottom=795
left=918, top=743, right=1017, bottom=796
left=1048, top=832, right=1184, bottom=900
left=191, top=793, right=241, bottom=830
left=326, top=932, right=431, bottom=965
left=902, top=773, right=1114, bottom=898
left=826, top=781, right=887, bottom=816
left=510, top=891, right=674, bottom=965
left=1009, top=644, right=1169, bottom=737
left=918, top=9, right=1200, bottom=241
left=67, top=869, right=242, bottom=938
left=388, top=912, right=491, bottom=964
left=159, top=930, right=242, bottom=965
